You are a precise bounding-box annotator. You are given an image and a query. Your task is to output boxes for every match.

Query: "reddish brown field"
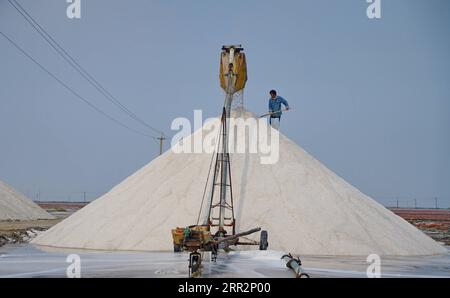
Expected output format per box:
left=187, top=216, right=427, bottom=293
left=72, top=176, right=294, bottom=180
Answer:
left=36, top=202, right=88, bottom=210
left=390, top=208, right=450, bottom=245
left=390, top=208, right=450, bottom=221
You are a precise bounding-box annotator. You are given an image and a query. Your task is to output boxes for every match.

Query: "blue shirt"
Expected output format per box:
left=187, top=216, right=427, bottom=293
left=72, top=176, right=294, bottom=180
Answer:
left=268, top=96, right=289, bottom=118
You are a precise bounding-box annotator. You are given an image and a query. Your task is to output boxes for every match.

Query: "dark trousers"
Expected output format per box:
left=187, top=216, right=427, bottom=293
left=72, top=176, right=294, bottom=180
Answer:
left=269, top=116, right=281, bottom=125
left=269, top=116, right=281, bottom=130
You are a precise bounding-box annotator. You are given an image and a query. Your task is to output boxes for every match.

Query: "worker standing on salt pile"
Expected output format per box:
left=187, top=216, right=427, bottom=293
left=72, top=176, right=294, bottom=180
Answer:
left=268, top=90, right=290, bottom=130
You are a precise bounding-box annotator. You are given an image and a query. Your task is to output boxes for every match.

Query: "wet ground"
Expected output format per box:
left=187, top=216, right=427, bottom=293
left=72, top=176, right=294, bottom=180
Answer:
left=0, top=244, right=449, bottom=278
left=0, top=219, right=63, bottom=248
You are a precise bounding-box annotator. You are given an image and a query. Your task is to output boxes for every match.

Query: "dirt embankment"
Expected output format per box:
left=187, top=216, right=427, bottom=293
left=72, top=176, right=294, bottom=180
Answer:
left=0, top=219, right=62, bottom=247
left=0, top=203, right=83, bottom=247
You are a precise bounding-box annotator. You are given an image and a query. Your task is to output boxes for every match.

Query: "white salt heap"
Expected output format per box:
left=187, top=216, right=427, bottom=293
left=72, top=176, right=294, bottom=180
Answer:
left=33, top=110, right=446, bottom=255
left=0, top=180, right=54, bottom=221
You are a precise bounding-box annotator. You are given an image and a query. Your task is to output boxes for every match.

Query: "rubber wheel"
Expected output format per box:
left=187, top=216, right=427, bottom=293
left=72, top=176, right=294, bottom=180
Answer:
left=190, top=254, right=202, bottom=278
left=174, top=244, right=181, bottom=252
left=299, top=273, right=310, bottom=278
left=259, top=230, right=268, bottom=250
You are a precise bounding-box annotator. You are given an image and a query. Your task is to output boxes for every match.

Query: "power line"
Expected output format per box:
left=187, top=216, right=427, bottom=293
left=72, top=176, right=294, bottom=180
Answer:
left=0, top=30, right=157, bottom=140
left=8, top=0, right=163, bottom=136
left=8, top=0, right=164, bottom=137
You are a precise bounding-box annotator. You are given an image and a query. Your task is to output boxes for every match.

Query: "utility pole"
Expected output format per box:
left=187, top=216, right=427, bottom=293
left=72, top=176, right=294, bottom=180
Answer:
left=414, top=198, right=417, bottom=209
left=83, top=191, right=86, bottom=203
left=157, top=133, right=166, bottom=156
left=435, top=197, right=438, bottom=209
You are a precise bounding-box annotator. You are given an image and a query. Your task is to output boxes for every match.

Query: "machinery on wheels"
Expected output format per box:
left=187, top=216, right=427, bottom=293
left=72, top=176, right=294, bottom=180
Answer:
left=172, top=225, right=266, bottom=277
left=171, top=45, right=268, bottom=277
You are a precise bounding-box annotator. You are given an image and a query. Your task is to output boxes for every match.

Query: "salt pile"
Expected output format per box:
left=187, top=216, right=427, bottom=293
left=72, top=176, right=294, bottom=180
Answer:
left=33, top=110, right=446, bottom=255
left=0, top=180, right=54, bottom=221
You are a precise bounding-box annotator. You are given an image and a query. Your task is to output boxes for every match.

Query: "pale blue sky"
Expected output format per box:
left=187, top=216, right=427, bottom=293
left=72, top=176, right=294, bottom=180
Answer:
left=0, top=0, right=449, bottom=207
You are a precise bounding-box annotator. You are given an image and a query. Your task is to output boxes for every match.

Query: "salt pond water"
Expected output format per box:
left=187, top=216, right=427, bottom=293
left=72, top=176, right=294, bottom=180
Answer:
left=0, top=244, right=448, bottom=278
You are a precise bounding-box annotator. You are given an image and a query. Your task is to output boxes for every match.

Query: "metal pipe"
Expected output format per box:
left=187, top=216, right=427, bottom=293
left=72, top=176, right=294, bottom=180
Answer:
left=215, top=227, right=261, bottom=245
left=281, top=253, right=310, bottom=278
